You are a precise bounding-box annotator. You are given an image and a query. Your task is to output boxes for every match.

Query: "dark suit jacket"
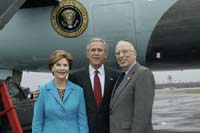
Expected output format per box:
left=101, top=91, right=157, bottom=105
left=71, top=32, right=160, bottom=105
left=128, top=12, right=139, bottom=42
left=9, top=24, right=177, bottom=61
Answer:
left=110, top=63, right=155, bottom=133
left=69, top=66, right=120, bottom=133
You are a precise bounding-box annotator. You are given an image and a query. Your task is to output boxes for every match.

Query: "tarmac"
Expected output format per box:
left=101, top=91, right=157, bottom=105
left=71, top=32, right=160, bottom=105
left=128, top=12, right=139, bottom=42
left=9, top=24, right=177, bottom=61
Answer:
left=153, top=131, right=199, bottom=133
left=152, top=87, right=200, bottom=133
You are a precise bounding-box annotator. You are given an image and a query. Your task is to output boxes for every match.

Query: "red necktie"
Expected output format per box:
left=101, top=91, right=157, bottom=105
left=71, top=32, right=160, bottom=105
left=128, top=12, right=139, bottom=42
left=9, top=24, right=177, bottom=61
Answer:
left=94, top=70, right=102, bottom=108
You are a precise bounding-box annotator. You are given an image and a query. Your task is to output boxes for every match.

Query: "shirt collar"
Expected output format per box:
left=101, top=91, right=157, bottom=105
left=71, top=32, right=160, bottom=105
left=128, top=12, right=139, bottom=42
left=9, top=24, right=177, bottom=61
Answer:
left=89, top=64, right=104, bottom=75
left=125, top=61, right=136, bottom=75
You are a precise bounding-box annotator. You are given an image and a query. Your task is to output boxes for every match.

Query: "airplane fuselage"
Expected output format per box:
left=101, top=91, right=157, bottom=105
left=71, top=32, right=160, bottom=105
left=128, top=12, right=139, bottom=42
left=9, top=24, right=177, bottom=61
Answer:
left=0, top=0, right=200, bottom=73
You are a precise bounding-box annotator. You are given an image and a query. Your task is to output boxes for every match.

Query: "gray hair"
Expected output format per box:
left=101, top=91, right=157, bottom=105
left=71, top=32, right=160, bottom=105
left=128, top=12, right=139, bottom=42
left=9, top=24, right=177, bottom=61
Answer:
left=117, top=40, right=136, bottom=53
left=87, top=37, right=108, bottom=53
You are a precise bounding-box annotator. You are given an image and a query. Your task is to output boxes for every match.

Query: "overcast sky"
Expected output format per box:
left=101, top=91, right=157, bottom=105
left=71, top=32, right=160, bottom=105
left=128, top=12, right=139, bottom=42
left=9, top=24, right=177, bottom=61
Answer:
left=21, top=69, right=200, bottom=91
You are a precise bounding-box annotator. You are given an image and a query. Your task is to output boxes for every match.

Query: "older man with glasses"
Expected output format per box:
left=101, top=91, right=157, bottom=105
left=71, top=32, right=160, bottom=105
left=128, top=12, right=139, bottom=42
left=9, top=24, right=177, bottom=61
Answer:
left=110, top=40, right=155, bottom=133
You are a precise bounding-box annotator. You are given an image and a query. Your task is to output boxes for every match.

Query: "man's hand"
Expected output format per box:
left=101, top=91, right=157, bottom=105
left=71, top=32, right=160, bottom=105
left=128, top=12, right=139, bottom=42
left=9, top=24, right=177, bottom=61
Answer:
left=33, top=89, right=40, bottom=99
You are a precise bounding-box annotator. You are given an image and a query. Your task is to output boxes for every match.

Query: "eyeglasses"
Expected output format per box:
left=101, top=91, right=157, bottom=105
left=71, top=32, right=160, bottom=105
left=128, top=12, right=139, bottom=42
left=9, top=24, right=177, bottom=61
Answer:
left=115, top=49, right=135, bottom=57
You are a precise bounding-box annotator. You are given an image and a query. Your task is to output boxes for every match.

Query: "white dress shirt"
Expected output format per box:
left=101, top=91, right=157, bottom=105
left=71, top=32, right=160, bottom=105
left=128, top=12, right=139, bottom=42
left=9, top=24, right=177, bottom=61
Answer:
left=89, top=64, right=105, bottom=97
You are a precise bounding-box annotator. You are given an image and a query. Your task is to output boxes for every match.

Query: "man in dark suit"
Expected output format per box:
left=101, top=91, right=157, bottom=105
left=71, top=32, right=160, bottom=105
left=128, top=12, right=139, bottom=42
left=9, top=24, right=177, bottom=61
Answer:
left=110, top=40, right=155, bottom=133
left=69, top=37, right=119, bottom=133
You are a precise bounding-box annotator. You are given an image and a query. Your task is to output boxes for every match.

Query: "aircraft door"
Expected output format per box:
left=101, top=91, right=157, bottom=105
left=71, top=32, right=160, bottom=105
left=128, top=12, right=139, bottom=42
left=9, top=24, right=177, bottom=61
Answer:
left=92, top=1, right=136, bottom=66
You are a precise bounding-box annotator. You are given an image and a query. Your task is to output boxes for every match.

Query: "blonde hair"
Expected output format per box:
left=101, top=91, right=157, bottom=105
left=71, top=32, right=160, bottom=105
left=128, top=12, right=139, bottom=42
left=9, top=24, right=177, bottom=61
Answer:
left=48, top=50, right=73, bottom=71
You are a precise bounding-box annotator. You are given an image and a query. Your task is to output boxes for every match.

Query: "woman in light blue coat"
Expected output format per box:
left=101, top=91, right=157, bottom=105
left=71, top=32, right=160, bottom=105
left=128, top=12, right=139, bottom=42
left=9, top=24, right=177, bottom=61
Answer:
left=32, top=50, right=89, bottom=133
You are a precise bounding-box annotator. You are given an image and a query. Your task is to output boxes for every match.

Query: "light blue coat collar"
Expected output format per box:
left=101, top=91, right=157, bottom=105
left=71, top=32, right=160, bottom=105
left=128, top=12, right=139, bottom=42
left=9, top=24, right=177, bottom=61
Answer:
left=46, top=80, right=75, bottom=106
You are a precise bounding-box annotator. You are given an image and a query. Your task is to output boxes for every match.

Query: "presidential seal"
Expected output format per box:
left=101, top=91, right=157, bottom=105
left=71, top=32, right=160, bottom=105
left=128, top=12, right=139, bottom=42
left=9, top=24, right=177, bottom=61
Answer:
left=51, top=0, right=88, bottom=38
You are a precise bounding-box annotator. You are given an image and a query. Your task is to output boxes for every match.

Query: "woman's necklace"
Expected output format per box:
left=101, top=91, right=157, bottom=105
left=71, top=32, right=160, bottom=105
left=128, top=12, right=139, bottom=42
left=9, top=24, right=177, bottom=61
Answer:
left=57, top=88, right=65, bottom=101
left=54, top=79, right=67, bottom=101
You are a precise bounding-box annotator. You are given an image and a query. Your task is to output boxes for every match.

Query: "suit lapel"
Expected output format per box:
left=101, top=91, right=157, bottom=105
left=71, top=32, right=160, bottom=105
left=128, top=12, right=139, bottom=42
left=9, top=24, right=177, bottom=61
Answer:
left=83, top=66, right=114, bottom=109
left=82, top=67, right=97, bottom=108
left=81, top=67, right=115, bottom=109
left=101, top=68, right=113, bottom=107
left=110, top=63, right=140, bottom=110
left=63, top=82, right=75, bottom=103
left=48, top=81, right=63, bottom=106
left=48, top=80, right=75, bottom=106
